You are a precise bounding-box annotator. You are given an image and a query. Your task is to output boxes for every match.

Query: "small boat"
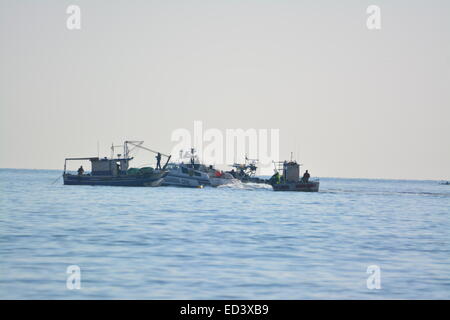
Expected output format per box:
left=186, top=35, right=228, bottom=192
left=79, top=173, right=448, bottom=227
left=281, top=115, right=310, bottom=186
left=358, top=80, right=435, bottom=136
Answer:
left=208, top=171, right=240, bottom=187
left=227, top=156, right=269, bottom=184
left=195, top=157, right=240, bottom=187
left=440, top=181, right=450, bottom=185
left=269, top=159, right=319, bottom=192
left=63, top=141, right=170, bottom=187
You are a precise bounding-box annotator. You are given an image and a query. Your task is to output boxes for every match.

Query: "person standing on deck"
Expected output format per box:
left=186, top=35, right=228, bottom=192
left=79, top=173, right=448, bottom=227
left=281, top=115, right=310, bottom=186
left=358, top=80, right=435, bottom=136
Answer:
left=269, top=171, right=281, bottom=185
left=155, top=153, right=162, bottom=170
left=77, top=166, right=84, bottom=176
left=302, top=170, right=310, bottom=183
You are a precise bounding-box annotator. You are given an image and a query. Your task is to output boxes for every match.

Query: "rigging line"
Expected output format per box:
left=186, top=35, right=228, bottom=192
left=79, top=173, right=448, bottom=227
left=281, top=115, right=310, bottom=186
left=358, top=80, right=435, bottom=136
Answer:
left=50, top=174, right=62, bottom=185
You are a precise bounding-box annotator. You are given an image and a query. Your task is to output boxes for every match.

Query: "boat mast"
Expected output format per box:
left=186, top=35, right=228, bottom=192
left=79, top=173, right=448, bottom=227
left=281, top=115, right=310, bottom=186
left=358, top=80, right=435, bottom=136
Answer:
left=190, top=147, right=195, bottom=165
left=124, top=140, right=172, bottom=169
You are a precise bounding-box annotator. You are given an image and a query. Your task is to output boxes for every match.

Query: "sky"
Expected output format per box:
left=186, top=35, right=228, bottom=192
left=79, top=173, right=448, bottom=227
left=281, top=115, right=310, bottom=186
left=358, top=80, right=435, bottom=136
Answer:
left=1, top=0, right=449, bottom=180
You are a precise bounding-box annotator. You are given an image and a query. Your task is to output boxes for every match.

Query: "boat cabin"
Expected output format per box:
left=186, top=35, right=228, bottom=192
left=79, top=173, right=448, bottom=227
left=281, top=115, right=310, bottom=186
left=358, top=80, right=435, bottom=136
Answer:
left=273, top=160, right=301, bottom=182
left=284, top=161, right=300, bottom=182
left=64, top=157, right=132, bottom=176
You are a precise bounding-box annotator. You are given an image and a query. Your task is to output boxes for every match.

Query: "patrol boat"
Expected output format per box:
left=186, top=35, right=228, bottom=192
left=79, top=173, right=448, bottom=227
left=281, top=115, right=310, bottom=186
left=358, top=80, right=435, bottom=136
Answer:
left=162, top=162, right=210, bottom=188
left=270, top=160, right=319, bottom=192
left=63, top=141, right=170, bottom=187
left=162, top=149, right=210, bottom=188
left=163, top=148, right=240, bottom=187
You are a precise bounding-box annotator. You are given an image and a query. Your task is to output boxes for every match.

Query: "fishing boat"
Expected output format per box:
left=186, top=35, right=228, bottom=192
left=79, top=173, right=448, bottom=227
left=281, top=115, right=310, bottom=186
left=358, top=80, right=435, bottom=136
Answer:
left=63, top=141, right=170, bottom=187
left=227, top=156, right=269, bottom=184
left=269, top=159, right=319, bottom=192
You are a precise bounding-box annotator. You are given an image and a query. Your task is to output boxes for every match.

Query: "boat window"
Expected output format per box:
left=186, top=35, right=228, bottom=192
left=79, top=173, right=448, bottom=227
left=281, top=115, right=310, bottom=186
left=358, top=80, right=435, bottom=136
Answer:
left=194, top=172, right=201, bottom=176
left=181, top=167, right=189, bottom=174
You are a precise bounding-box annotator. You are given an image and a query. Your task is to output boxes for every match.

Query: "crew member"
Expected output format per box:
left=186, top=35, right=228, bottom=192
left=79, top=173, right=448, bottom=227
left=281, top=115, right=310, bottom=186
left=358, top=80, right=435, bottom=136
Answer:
left=77, top=166, right=84, bottom=176
left=302, top=170, right=310, bottom=183
left=156, top=153, right=162, bottom=170
left=269, top=171, right=281, bottom=185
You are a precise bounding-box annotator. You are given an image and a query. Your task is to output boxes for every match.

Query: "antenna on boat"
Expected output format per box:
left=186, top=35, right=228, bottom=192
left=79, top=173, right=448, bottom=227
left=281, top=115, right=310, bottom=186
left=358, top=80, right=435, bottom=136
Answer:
left=190, top=147, right=195, bottom=165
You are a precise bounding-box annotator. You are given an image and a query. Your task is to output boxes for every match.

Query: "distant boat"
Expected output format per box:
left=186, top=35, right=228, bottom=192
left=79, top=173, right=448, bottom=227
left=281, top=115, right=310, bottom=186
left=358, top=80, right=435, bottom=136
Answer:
left=269, top=159, right=319, bottom=192
left=63, top=141, right=170, bottom=187
left=227, top=156, right=269, bottom=184
left=440, top=181, right=450, bottom=185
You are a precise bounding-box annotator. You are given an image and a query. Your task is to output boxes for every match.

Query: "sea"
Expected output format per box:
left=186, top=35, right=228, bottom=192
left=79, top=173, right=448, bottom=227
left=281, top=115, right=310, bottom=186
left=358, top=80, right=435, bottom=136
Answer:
left=0, top=168, right=449, bottom=299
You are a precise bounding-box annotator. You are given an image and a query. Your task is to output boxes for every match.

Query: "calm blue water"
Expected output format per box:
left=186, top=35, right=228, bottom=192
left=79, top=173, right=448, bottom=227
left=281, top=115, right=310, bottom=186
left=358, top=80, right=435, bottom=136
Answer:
left=0, top=168, right=449, bottom=299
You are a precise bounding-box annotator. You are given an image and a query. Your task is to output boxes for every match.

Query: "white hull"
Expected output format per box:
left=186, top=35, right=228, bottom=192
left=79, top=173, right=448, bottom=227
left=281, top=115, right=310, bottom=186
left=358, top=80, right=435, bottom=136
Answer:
left=162, top=163, right=209, bottom=188
left=162, top=175, right=203, bottom=188
left=209, top=177, right=240, bottom=187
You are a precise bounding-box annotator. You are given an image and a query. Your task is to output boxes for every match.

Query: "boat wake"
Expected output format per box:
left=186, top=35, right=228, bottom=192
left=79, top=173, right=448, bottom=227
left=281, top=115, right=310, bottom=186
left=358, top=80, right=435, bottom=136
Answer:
left=215, top=181, right=272, bottom=191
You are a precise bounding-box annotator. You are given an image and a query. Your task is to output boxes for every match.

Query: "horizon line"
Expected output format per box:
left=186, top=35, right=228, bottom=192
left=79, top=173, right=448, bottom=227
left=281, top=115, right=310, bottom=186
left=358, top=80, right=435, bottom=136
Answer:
left=0, top=167, right=448, bottom=182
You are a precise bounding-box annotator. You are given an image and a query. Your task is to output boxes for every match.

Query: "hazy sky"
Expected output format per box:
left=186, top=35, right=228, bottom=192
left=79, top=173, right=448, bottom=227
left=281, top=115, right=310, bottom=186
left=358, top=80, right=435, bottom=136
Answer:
left=1, top=0, right=449, bottom=179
